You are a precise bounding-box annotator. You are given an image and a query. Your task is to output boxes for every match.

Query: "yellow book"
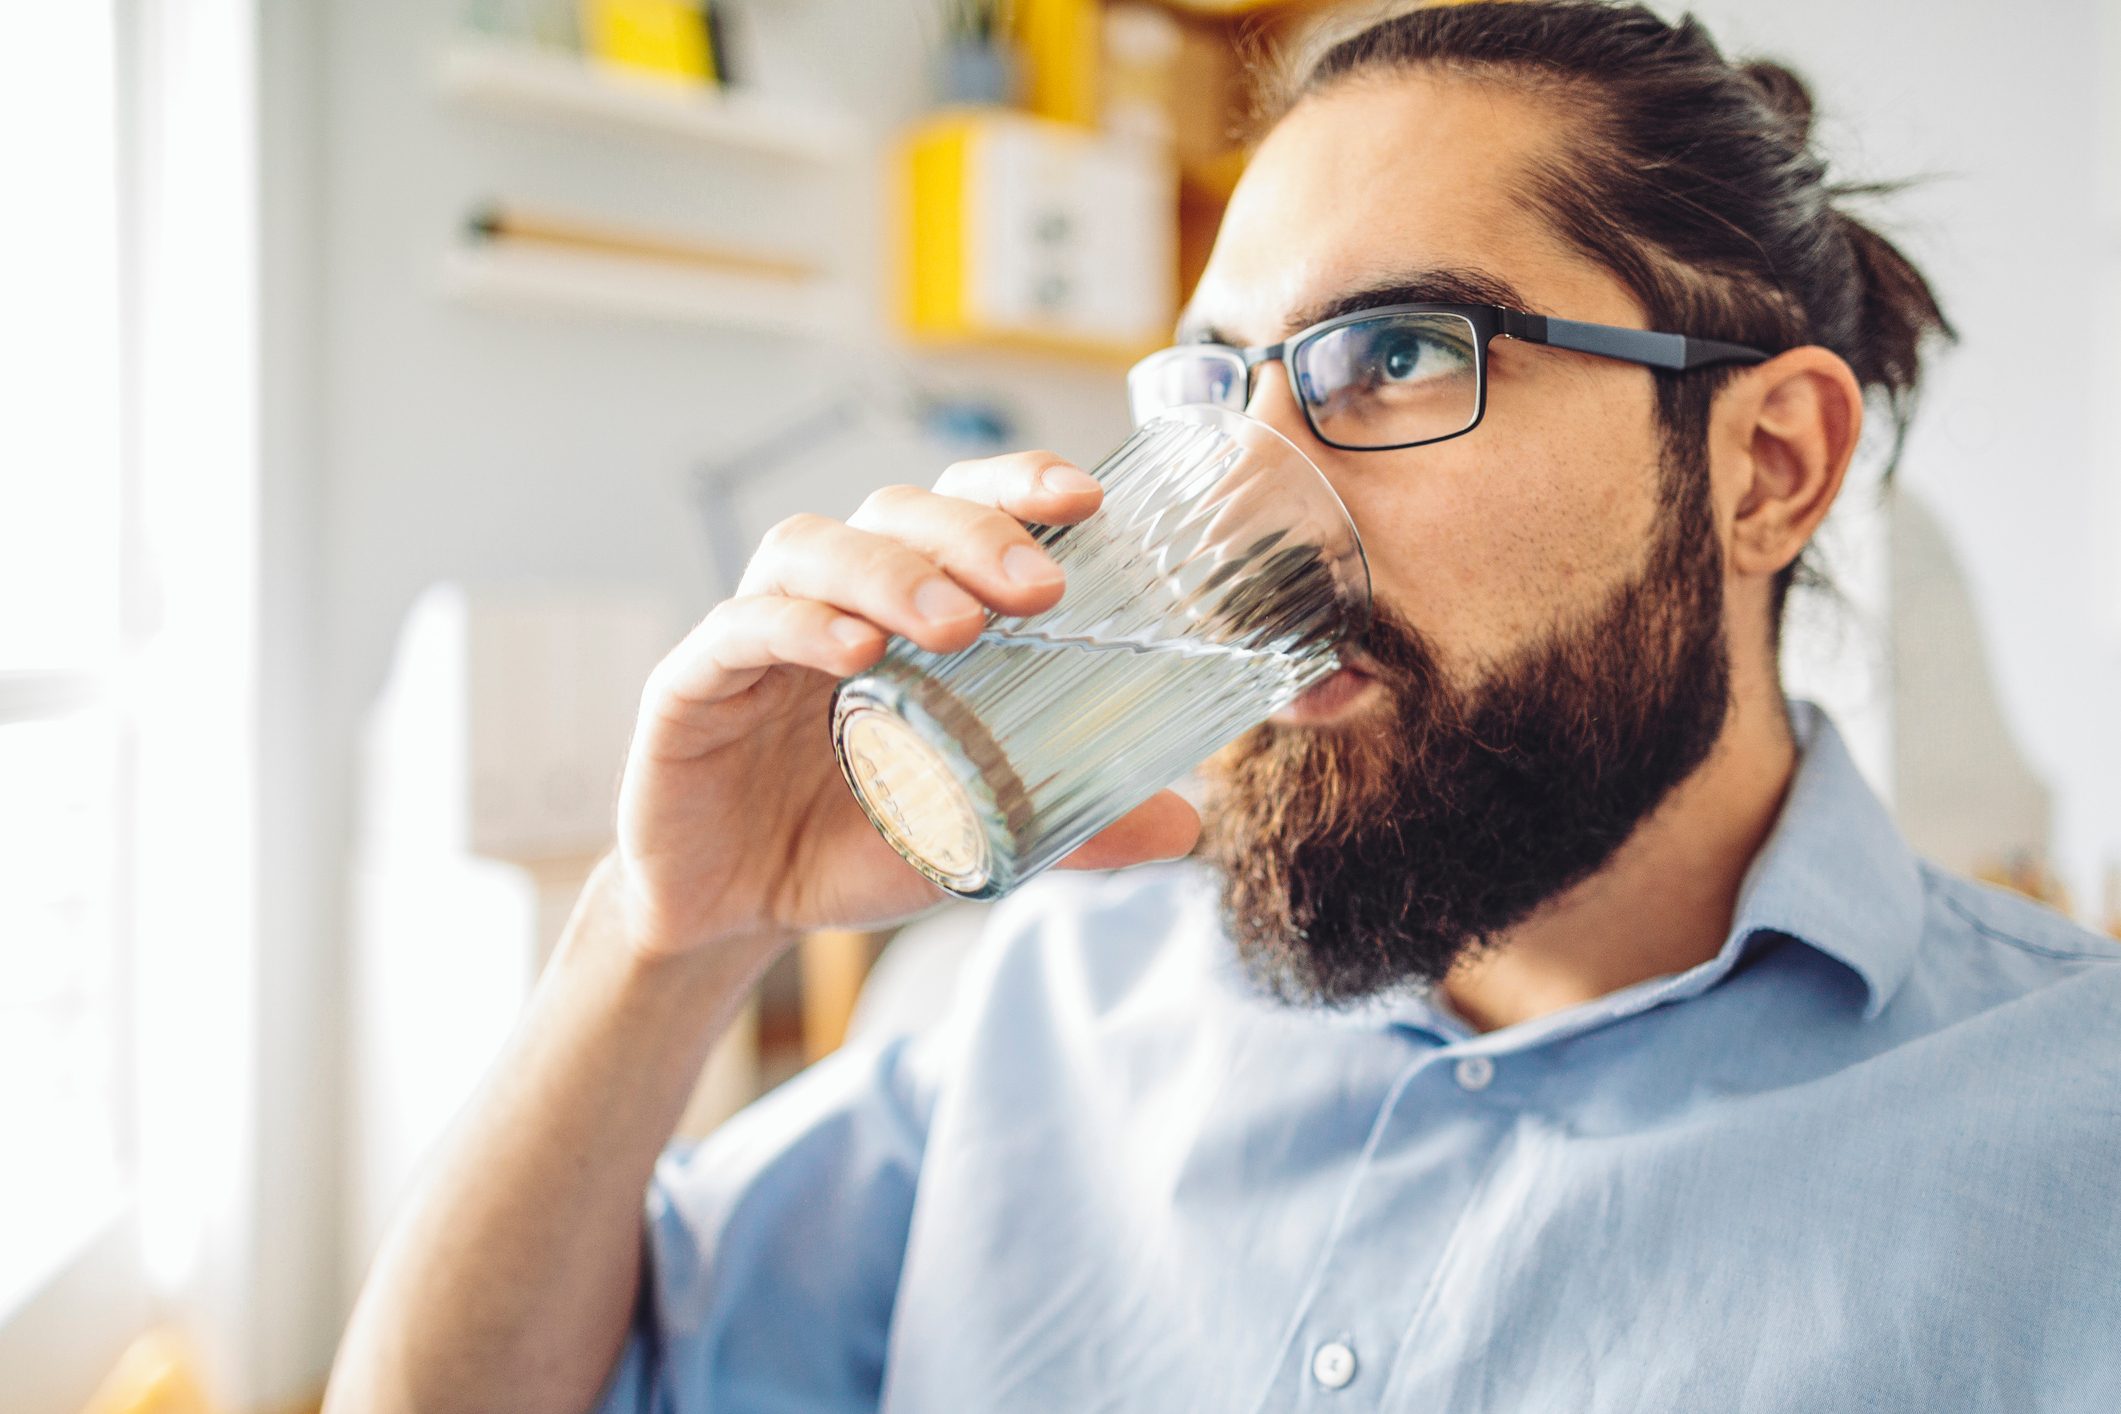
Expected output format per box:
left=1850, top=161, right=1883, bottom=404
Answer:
left=578, top=0, right=716, bottom=84
left=1016, top=0, right=1099, bottom=128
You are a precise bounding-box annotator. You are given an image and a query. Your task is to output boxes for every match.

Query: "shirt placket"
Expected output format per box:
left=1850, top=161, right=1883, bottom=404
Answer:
left=1246, top=1026, right=1526, bottom=1413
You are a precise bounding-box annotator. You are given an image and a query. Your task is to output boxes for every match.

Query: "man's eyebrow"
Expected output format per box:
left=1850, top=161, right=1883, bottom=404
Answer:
left=1176, top=265, right=1534, bottom=347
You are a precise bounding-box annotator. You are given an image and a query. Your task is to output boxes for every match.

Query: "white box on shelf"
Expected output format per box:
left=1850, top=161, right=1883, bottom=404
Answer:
left=970, top=118, right=1175, bottom=349
left=359, top=582, right=674, bottom=864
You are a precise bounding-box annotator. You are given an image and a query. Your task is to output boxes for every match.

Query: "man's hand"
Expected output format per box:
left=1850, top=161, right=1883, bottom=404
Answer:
left=608, top=448, right=1200, bottom=964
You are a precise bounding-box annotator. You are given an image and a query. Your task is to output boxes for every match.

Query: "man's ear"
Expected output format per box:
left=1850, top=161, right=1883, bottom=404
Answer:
left=1720, top=346, right=1865, bottom=579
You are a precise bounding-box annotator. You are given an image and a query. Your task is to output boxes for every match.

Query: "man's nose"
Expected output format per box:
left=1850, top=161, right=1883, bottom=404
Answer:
left=1244, top=359, right=1324, bottom=459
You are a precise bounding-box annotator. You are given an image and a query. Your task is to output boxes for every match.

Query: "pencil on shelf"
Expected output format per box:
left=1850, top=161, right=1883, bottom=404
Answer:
left=467, top=203, right=821, bottom=282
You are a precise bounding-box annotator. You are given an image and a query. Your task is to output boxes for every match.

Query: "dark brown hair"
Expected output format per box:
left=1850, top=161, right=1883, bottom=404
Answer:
left=1255, top=0, right=1956, bottom=627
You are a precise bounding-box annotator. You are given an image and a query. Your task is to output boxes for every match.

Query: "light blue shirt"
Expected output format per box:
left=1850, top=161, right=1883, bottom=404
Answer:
left=594, top=702, right=2121, bottom=1412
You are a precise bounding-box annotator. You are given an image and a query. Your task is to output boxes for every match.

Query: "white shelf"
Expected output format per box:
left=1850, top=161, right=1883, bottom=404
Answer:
left=437, top=36, right=859, bottom=165
left=441, top=241, right=839, bottom=339
left=0, top=669, right=103, bottom=726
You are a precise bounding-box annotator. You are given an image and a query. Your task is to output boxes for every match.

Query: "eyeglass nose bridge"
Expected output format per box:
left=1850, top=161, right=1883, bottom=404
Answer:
left=1231, top=340, right=1303, bottom=417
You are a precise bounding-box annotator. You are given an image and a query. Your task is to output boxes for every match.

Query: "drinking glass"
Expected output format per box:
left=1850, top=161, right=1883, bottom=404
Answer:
left=830, top=403, right=1370, bottom=900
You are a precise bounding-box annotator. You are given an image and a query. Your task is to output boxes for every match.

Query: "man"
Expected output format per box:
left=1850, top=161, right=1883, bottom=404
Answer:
left=327, top=3, right=2121, bottom=1410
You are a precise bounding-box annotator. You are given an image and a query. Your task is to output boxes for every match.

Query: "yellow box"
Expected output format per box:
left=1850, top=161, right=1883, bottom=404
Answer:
left=895, top=110, right=1175, bottom=364
left=578, top=0, right=715, bottom=83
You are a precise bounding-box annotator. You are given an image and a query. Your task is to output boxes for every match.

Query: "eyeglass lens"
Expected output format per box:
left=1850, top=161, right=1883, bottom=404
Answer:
left=1126, top=346, right=1244, bottom=429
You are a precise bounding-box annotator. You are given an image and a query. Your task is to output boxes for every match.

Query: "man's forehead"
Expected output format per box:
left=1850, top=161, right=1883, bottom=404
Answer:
left=1179, top=75, right=1580, bottom=347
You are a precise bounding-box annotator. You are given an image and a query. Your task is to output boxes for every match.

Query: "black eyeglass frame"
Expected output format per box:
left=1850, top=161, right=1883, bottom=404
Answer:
left=1132, top=302, right=1774, bottom=453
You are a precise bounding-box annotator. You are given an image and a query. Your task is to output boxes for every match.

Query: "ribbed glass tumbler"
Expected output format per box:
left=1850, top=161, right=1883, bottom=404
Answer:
left=830, top=403, right=1372, bottom=900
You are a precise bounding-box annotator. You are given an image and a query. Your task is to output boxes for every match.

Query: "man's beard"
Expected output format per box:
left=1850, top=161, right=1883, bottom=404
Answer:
left=1196, top=455, right=1733, bottom=1009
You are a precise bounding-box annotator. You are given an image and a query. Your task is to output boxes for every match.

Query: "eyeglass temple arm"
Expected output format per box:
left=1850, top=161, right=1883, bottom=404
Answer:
left=1499, top=310, right=1770, bottom=371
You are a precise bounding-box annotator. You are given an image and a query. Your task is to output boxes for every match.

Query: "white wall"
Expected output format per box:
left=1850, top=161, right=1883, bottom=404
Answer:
left=249, top=0, right=335, bottom=1398
left=1677, top=0, right=2121, bottom=910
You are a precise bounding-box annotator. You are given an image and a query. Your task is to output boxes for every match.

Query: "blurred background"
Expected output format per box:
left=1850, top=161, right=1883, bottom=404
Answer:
left=1, top=0, right=2115, bottom=1410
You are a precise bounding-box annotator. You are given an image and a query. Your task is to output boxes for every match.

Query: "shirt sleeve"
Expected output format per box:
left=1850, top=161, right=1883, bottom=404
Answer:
left=587, top=1020, right=948, bottom=1414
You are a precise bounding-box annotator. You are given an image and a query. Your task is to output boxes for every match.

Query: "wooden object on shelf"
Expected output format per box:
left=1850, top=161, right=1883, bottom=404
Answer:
left=674, top=994, right=762, bottom=1140
left=470, top=204, right=822, bottom=283
left=1103, top=2, right=1185, bottom=147
left=76, top=1329, right=212, bottom=1414
left=897, top=109, right=1175, bottom=363
left=1972, top=853, right=2072, bottom=911
left=1144, top=0, right=1352, bottom=301
left=1168, top=14, right=1241, bottom=169
left=800, top=929, right=882, bottom=1063
left=437, top=34, right=856, bottom=164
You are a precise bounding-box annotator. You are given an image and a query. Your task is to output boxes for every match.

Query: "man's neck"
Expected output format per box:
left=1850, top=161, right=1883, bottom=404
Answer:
left=1437, top=689, right=1800, bottom=1035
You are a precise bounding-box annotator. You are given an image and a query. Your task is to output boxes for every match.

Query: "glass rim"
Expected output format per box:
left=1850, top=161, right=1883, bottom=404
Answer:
left=1134, top=402, right=1374, bottom=642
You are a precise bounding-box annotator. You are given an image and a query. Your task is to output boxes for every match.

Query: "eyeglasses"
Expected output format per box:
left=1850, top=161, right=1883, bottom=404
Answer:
left=1126, top=302, right=1773, bottom=452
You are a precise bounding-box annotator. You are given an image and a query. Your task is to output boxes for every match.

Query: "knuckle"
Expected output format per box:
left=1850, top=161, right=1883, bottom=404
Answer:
left=747, top=517, right=844, bottom=594
left=869, top=538, right=939, bottom=589
left=822, top=527, right=908, bottom=585
left=686, top=600, right=745, bottom=663
left=784, top=596, right=834, bottom=634
left=760, top=511, right=826, bottom=551
left=698, top=596, right=743, bottom=637
left=855, top=483, right=917, bottom=519
left=934, top=458, right=983, bottom=489
left=970, top=505, right=1032, bottom=549
left=642, top=648, right=700, bottom=705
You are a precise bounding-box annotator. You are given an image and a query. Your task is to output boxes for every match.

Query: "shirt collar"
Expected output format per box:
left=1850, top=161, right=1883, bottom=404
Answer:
left=1725, top=698, right=1926, bottom=1021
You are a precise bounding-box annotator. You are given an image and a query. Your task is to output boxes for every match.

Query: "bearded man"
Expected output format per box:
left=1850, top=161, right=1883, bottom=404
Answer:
left=329, top=5, right=2121, bottom=1412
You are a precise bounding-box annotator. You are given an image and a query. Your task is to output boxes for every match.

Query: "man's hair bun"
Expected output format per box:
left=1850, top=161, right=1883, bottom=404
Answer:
left=1739, top=59, right=1817, bottom=142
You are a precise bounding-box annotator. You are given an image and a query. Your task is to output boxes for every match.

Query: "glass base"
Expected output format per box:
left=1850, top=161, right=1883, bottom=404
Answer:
left=831, top=661, right=1028, bottom=900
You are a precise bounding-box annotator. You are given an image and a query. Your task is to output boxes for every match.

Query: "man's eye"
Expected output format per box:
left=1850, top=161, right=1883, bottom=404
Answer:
left=1380, top=337, right=1424, bottom=380
left=1368, top=329, right=1471, bottom=384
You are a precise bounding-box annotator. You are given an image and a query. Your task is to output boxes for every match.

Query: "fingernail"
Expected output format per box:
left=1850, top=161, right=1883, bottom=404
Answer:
left=829, top=617, right=874, bottom=646
left=1002, top=544, right=1063, bottom=587
left=1039, top=463, right=1101, bottom=496
left=915, top=578, right=982, bottom=624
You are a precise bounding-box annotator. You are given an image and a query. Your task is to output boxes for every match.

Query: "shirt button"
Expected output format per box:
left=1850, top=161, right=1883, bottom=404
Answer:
left=1454, top=1055, right=1495, bottom=1091
left=1312, top=1340, right=1357, bottom=1390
